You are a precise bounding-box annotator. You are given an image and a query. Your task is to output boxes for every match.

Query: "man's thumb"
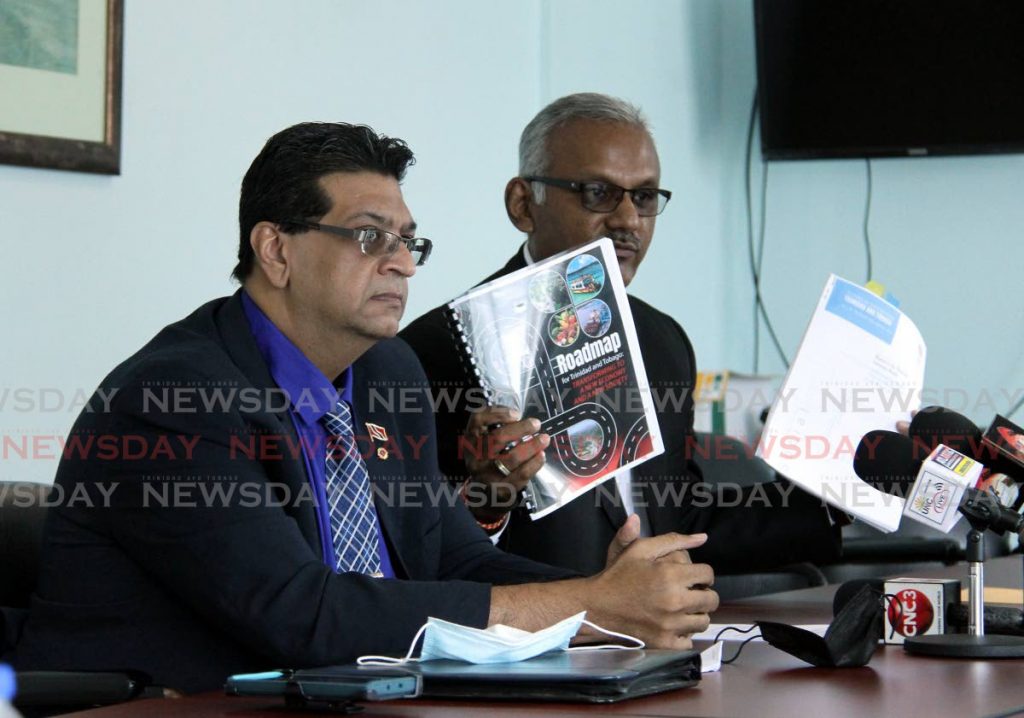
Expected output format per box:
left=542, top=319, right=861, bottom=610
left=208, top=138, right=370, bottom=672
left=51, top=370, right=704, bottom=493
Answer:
left=606, top=514, right=641, bottom=566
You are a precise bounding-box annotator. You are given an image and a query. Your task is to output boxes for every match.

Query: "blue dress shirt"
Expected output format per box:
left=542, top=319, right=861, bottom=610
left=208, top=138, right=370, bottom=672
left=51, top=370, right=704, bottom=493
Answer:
left=241, top=291, right=395, bottom=578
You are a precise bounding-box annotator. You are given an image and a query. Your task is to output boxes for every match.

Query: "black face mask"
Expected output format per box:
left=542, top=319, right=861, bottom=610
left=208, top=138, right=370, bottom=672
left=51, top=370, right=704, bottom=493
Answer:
left=756, top=584, right=883, bottom=667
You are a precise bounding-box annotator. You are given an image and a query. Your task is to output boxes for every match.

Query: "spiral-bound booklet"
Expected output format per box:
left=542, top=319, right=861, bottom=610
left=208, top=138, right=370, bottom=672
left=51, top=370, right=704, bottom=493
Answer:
left=446, top=238, right=663, bottom=519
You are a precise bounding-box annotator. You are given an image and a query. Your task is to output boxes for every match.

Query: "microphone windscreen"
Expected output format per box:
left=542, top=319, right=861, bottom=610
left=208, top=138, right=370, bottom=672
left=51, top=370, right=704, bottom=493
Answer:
left=853, top=430, right=918, bottom=496
left=909, top=406, right=983, bottom=459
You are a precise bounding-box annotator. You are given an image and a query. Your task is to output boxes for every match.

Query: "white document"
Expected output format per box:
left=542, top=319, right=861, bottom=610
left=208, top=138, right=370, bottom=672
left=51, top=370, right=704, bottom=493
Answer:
left=699, top=641, right=723, bottom=673
left=757, top=274, right=927, bottom=532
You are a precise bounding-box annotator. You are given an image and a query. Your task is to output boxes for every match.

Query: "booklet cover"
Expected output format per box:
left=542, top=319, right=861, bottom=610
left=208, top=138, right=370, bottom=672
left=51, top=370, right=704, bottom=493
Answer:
left=446, top=238, right=663, bottom=519
left=979, top=415, right=1024, bottom=508
left=983, top=415, right=1024, bottom=471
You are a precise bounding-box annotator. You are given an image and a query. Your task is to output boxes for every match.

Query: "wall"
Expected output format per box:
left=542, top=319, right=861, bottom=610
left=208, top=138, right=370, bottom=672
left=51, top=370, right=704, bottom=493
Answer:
left=0, top=0, right=544, bottom=483
left=713, top=2, right=1024, bottom=423
left=2, top=0, right=1021, bottom=485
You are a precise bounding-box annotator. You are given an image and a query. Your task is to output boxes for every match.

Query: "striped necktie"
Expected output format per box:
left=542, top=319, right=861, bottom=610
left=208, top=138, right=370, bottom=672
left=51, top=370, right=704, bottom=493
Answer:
left=322, top=400, right=382, bottom=576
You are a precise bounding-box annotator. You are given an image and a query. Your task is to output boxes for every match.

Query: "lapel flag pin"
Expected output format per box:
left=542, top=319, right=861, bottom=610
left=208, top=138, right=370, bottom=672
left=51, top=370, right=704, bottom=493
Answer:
left=366, top=422, right=389, bottom=459
left=366, top=422, right=388, bottom=442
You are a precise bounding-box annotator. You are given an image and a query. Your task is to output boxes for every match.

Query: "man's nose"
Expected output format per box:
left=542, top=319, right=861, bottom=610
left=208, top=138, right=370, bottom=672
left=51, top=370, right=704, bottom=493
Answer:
left=605, top=191, right=642, bottom=231
left=381, top=244, right=417, bottom=277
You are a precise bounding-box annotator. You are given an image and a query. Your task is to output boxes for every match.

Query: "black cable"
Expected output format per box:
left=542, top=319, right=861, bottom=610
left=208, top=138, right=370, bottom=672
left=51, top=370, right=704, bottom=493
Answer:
left=756, top=161, right=769, bottom=286
left=752, top=289, right=760, bottom=373
left=713, top=624, right=760, bottom=642
left=754, top=162, right=769, bottom=372
left=746, top=93, right=760, bottom=372
left=863, top=158, right=874, bottom=283
left=745, top=89, right=789, bottom=371
left=883, top=593, right=905, bottom=641
left=722, top=634, right=762, bottom=665
left=712, top=624, right=762, bottom=665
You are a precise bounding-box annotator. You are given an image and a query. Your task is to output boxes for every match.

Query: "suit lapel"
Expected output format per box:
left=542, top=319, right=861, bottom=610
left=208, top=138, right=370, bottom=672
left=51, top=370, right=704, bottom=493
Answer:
left=213, top=292, right=320, bottom=549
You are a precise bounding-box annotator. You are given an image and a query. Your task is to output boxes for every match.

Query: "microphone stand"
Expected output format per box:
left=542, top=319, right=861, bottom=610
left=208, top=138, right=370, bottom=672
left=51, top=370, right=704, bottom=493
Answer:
left=904, top=491, right=1024, bottom=658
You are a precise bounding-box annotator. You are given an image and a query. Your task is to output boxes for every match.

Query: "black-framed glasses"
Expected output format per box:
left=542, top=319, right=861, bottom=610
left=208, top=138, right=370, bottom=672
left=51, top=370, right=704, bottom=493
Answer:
left=279, top=220, right=433, bottom=266
left=524, top=176, right=671, bottom=216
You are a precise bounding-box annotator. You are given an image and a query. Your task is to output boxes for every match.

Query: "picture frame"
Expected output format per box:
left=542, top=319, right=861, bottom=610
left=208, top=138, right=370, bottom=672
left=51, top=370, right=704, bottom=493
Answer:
left=0, top=0, right=123, bottom=174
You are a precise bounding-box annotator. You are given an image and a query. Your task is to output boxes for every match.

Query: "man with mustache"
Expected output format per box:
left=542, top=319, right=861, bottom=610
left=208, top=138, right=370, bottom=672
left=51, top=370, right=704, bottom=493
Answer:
left=401, top=93, right=839, bottom=578
left=12, top=121, right=717, bottom=693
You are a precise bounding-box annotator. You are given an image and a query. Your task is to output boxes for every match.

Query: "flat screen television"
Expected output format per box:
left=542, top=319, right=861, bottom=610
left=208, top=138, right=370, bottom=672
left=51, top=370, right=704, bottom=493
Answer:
left=754, top=0, right=1024, bottom=160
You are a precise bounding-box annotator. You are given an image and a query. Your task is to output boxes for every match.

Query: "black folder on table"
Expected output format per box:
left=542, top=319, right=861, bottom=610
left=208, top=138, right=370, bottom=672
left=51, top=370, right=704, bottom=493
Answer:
left=413, top=648, right=700, bottom=703
left=226, top=649, right=700, bottom=706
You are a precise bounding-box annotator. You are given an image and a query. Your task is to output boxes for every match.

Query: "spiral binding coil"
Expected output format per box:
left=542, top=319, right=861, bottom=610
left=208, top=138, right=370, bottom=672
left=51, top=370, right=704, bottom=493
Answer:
left=445, top=304, right=536, bottom=512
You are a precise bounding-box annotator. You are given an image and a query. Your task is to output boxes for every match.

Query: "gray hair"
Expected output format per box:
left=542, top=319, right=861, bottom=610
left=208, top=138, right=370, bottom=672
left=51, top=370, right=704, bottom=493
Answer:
left=518, top=93, right=650, bottom=202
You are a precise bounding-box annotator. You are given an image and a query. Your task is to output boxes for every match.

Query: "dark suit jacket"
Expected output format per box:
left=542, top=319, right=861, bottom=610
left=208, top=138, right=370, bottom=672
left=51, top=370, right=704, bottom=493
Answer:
left=400, top=248, right=839, bottom=576
left=14, top=292, right=573, bottom=693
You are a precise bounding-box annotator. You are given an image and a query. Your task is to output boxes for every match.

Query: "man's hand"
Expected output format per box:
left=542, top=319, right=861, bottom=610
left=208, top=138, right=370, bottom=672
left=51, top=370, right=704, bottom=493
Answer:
left=895, top=409, right=919, bottom=437
left=605, top=513, right=641, bottom=566
left=586, top=532, right=717, bottom=649
left=490, top=532, right=717, bottom=650
left=462, top=405, right=550, bottom=524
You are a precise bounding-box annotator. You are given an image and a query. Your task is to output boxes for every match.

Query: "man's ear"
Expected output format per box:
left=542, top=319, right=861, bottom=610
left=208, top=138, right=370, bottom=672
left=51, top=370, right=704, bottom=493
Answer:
left=250, top=221, right=290, bottom=288
left=504, top=177, right=536, bottom=234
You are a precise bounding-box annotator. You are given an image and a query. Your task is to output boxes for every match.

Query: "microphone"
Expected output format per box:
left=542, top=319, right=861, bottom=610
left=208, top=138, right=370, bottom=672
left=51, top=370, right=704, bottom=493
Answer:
left=833, top=578, right=1024, bottom=637
left=853, top=429, right=918, bottom=496
left=909, top=405, right=983, bottom=457
left=909, top=406, right=1024, bottom=512
left=852, top=431, right=1024, bottom=657
left=854, top=431, right=1024, bottom=536
left=910, top=406, right=1024, bottom=483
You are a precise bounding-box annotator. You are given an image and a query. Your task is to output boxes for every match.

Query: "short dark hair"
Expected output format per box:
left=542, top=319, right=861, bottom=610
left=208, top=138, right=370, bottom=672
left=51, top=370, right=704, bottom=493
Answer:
left=233, top=122, right=415, bottom=282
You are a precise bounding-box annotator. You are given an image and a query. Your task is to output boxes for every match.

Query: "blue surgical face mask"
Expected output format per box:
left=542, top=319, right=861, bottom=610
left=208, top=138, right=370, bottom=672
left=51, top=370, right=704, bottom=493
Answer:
left=420, top=612, right=586, bottom=664
left=358, top=612, right=643, bottom=666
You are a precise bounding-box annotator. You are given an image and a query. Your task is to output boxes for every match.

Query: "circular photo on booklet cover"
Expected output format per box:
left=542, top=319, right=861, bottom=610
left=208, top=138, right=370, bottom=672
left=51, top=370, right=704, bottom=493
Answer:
left=567, top=419, right=605, bottom=460
left=549, top=308, right=580, bottom=347
left=529, top=271, right=571, bottom=313
left=578, top=299, right=612, bottom=338
left=566, top=254, right=605, bottom=303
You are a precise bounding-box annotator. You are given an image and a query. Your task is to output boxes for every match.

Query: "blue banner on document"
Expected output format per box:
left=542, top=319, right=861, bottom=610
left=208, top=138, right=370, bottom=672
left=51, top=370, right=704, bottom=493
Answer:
left=824, top=278, right=899, bottom=344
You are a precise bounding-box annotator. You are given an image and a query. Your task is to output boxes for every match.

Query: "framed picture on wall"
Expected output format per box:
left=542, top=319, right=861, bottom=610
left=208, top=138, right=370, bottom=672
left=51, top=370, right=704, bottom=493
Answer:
left=0, top=0, right=123, bottom=174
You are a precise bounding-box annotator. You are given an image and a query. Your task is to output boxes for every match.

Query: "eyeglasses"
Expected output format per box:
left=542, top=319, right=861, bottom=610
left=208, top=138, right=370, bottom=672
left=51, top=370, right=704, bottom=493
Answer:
left=280, top=220, right=433, bottom=266
left=523, top=177, right=671, bottom=217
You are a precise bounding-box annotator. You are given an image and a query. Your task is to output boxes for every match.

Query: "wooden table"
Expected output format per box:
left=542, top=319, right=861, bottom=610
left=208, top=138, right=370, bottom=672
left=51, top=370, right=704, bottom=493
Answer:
left=58, top=556, right=1024, bottom=718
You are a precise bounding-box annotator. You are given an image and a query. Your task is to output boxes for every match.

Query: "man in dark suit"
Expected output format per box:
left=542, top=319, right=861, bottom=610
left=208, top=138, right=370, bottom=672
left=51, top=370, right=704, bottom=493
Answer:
left=13, top=122, right=717, bottom=693
left=401, top=94, right=840, bottom=576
